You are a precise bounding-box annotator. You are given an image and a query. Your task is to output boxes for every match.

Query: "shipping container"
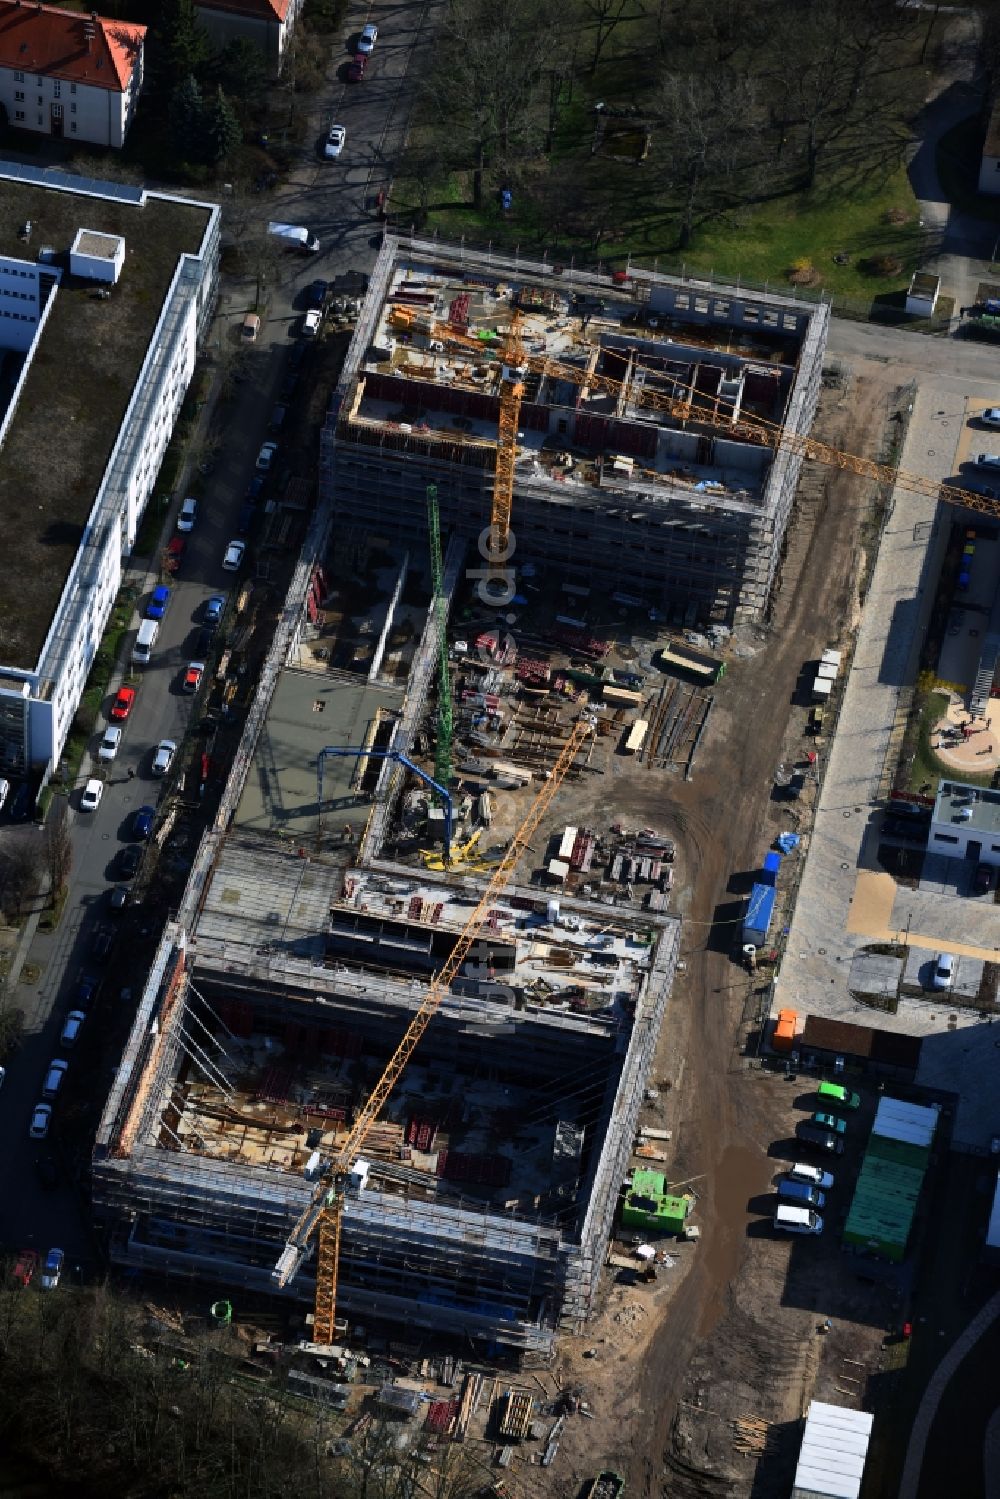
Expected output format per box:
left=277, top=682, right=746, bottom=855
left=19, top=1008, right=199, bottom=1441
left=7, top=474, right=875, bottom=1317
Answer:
left=657, top=639, right=725, bottom=683
left=761, top=851, right=782, bottom=886
left=743, top=882, right=776, bottom=945
left=603, top=685, right=644, bottom=707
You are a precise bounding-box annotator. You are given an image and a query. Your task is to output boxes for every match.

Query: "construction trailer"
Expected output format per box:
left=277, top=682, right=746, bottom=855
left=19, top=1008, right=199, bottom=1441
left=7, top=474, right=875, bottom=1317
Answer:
left=842, top=1097, right=939, bottom=1262
left=322, top=235, right=829, bottom=629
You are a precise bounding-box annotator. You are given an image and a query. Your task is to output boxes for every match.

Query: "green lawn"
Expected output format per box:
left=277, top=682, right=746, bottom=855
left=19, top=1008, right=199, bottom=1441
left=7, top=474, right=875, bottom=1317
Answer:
left=677, top=168, right=927, bottom=301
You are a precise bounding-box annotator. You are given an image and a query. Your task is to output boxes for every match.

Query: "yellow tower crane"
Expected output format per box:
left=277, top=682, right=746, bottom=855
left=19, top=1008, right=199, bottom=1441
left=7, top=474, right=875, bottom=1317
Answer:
left=272, top=718, right=595, bottom=1344
left=420, top=314, right=1000, bottom=526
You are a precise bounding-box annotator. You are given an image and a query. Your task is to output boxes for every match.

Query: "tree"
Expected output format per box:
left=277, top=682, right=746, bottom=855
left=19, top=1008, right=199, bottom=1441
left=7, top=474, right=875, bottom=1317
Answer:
left=148, top=0, right=210, bottom=104
left=171, top=73, right=204, bottom=160
left=210, top=38, right=268, bottom=111
left=43, top=797, right=71, bottom=898
left=0, top=840, right=40, bottom=920
left=584, top=0, right=642, bottom=74
left=654, top=69, right=761, bottom=248
left=203, top=86, right=243, bottom=164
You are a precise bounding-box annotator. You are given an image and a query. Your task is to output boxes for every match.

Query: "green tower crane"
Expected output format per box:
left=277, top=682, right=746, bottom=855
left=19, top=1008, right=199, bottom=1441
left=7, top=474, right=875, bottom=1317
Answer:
left=426, top=485, right=453, bottom=789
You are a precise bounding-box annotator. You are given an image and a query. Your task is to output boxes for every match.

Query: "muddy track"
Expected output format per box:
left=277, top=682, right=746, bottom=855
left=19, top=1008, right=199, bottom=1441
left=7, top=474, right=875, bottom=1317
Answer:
left=624, top=372, right=896, bottom=1497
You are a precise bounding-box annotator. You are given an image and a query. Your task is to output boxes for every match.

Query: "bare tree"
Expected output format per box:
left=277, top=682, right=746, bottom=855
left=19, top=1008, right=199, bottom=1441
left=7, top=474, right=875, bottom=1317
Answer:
left=654, top=70, right=761, bottom=248
left=43, top=797, right=72, bottom=898
left=0, top=839, right=41, bottom=920
left=584, top=0, right=642, bottom=73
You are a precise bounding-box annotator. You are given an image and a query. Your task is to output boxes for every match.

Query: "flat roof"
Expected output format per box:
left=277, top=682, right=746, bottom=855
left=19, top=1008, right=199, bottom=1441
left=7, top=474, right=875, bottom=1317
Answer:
left=234, top=667, right=404, bottom=838
left=932, top=780, right=1000, bottom=837
left=793, top=1401, right=873, bottom=1499
left=0, top=173, right=211, bottom=669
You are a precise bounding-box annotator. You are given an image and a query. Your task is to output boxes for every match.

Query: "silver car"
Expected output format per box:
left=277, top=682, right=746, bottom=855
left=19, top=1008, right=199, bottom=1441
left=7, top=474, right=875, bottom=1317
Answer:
left=152, top=739, right=176, bottom=777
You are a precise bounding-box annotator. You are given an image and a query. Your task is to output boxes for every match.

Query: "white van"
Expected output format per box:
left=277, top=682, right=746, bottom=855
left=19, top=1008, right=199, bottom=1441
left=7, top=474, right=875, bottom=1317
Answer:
left=132, top=618, right=159, bottom=665
left=788, top=1161, right=834, bottom=1189
left=42, top=1058, right=69, bottom=1099
left=0, top=777, right=9, bottom=812
left=774, top=1204, right=823, bottom=1235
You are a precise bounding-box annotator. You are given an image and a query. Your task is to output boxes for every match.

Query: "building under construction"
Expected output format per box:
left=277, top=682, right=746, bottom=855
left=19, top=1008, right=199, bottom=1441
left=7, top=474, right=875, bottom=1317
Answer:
left=93, top=510, right=682, bottom=1354
left=323, top=234, right=829, bottom=626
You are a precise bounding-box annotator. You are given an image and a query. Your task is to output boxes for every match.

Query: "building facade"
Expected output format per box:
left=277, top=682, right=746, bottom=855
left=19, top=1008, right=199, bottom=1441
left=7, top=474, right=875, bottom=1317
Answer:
left=194, top=0, right=303, bottom=71
left=0, top=165, right=218, bottom=776
left=0, top=2, right=145, bottom=148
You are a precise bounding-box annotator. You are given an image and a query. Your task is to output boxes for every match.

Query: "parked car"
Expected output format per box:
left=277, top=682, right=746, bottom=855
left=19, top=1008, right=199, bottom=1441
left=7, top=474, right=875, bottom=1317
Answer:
left=223, top=539, right=246, bottom=572
left=34, top=1153, right=58, bottom=1189
left=777, top=1177, right=826, bottom=1210
left=60, top=1011, right=85, bottom=1048
left=973, top=862, right=993, bottom=894
left=91, top=925, right=115, bottom=963
left=177, top=496, right=198, bottom=532
left=931, top=951, right=955, bottom=990
left=12, top=1249, right=38, bottom=1287
left=110, top=686, right=136, bottom=721
left=183, top=662, right=205, bottom=694
left=119, top=843, right=142, bottom=880
left=980, top=408, right=1000, bottom=428
left=788, top=1162, right=834, bottom=1189
left=74, top=974, right=98, bottom=1009
left=303, top=309, right=322, bottom=338
left=133, top=805, right=155, bottom=839
left=246, top=475, right=264, bottom=503
left=80, top=778, right=104, bottom=813
left=109, top=884, right=131, bottom=912
left=811, top=1111, right=847, bottom=1136
left=165, top=536, right=185, bottom=573
left=972, top=453, right=1000, bottom=472
left=241, top=313, right=261, bottom=343
left=269, top=403, right=287, bottom=431
left=41, top=1060, right=67, bottom=1100
left=147, top=585, right=171, bottom=620
left=97, top=725, right=122, bottom=763
left=256, top=440, right=278, bottom=472
left=204, top=595, right=225, bottom=626
left=40, top=1248, right=64, bottom=1291
left=324, top=123, right=346, bottom=159
left=237, top=501, right=255, bottom=535
left=816, top=1081, right=860, bottom=1111
left=307, top=280, right=328, bottom=310
left=29, top=1104, right=52, bottom=1140
left=795, top=1120, right=845, bottom=1155
left=152, top=740, right=177, bottom=777
left=357, top=21, right=378, bottom=52
left=347, top=52, right=367, bottom=81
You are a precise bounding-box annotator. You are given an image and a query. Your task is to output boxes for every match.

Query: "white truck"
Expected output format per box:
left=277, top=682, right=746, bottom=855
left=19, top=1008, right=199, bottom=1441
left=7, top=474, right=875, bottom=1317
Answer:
left=268, top=221, right=320, bottom=254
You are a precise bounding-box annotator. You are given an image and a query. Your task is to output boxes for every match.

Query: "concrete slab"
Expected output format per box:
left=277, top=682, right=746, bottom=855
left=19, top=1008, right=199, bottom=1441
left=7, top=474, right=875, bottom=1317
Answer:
left=849, top=950, right=903, bottom=998
left=902, top=944, right=983, bottom=998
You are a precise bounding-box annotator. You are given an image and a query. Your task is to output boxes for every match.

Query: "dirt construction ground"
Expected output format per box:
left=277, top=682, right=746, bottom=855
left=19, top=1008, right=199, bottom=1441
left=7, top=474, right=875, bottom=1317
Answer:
left=506, top=364, right=912, bottom=1498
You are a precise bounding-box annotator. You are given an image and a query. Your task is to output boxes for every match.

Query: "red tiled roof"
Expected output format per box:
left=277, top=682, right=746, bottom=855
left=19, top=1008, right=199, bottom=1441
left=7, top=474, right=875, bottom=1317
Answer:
left=0, top=2, right=145, bottom=92
left=195, top=0, right=290, bottom=21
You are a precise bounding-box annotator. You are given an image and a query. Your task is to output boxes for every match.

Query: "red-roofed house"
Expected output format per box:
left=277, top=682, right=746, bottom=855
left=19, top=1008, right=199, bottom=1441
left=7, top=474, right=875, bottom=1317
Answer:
left=0, top=2, right=145, bottom=148
left=194, top=0, right=303, bottom=72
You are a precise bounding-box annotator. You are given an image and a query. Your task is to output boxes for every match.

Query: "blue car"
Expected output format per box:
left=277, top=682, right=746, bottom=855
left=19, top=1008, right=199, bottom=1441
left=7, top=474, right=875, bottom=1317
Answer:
left=146, top=585, right=171, bottom=621
left=132, top=805, right=155, bottom=839
left=246, top=476, right=264, bottom=502
left=74, top=974, right=98, bottom=1009
left=204, top=595, right=225, bottom=626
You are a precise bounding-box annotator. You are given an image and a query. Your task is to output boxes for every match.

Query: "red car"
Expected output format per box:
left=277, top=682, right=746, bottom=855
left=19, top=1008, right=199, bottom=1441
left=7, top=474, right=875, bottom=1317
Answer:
left=165, top=536, right=185, bottom=574
left=182, top=661, right=205, bottom=694
left=347, top=52, right=366, bottom=81
left=110, top=686, right=136, bottom=721
left=12, top=1249, right=38, bottom=1287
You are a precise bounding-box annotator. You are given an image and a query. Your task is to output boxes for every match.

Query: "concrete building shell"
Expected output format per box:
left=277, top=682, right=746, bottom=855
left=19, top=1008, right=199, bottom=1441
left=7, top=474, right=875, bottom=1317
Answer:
left=323, top=235, right=829, bottom=628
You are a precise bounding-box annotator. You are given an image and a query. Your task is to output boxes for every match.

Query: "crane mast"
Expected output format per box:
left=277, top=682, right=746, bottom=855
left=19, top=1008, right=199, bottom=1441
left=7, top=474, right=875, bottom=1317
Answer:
left=274, top=720, right=594, bottom=1343
left=426, top=484, right=453, bottom=789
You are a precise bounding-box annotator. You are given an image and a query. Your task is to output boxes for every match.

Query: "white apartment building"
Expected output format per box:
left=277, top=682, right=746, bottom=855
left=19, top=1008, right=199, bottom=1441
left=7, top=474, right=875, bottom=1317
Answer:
left=0, top=163, right=219, bottom=778
left=0, top=2, right=145, bottom=148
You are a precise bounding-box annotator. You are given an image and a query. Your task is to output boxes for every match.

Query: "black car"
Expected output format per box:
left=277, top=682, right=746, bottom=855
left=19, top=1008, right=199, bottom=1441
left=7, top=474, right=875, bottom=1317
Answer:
left=883, top=817, right=928, bottom=842
left=795, top=1120, right=845, bottom=1155
left=34, top=1154, right=59, bottom=1190
left=91, top=925, right=115, bottom=963
left=974, top=862, right=993, bottom=895
left=118, top=844, right=142, bottom=879
left=307, top=279, right=329, bottom=310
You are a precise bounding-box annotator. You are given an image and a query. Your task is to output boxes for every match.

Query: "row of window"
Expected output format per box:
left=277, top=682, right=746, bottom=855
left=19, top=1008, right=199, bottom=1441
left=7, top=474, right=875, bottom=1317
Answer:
left=14, top=91, right=75, bottom=112
left=0, top=308, right=36, bottom=321
left=13, top=111, right=76, bottom=130
left=933, top=833, right=1000, bottom=850
left=0, top=290, right=34, bottom=301
left=0, top=266, right=31, bottom=279
left=12, top=72, right=75, bottom=94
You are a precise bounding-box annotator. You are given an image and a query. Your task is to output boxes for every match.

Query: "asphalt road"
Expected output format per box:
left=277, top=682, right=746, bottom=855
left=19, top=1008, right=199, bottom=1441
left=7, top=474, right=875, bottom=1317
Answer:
left=0, top=0, right=437, bottom=1273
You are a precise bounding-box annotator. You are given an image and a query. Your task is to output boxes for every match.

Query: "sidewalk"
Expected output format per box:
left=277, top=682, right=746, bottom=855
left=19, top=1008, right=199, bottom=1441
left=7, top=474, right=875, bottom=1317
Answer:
left=773, top=381, right=971, bottom=1036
